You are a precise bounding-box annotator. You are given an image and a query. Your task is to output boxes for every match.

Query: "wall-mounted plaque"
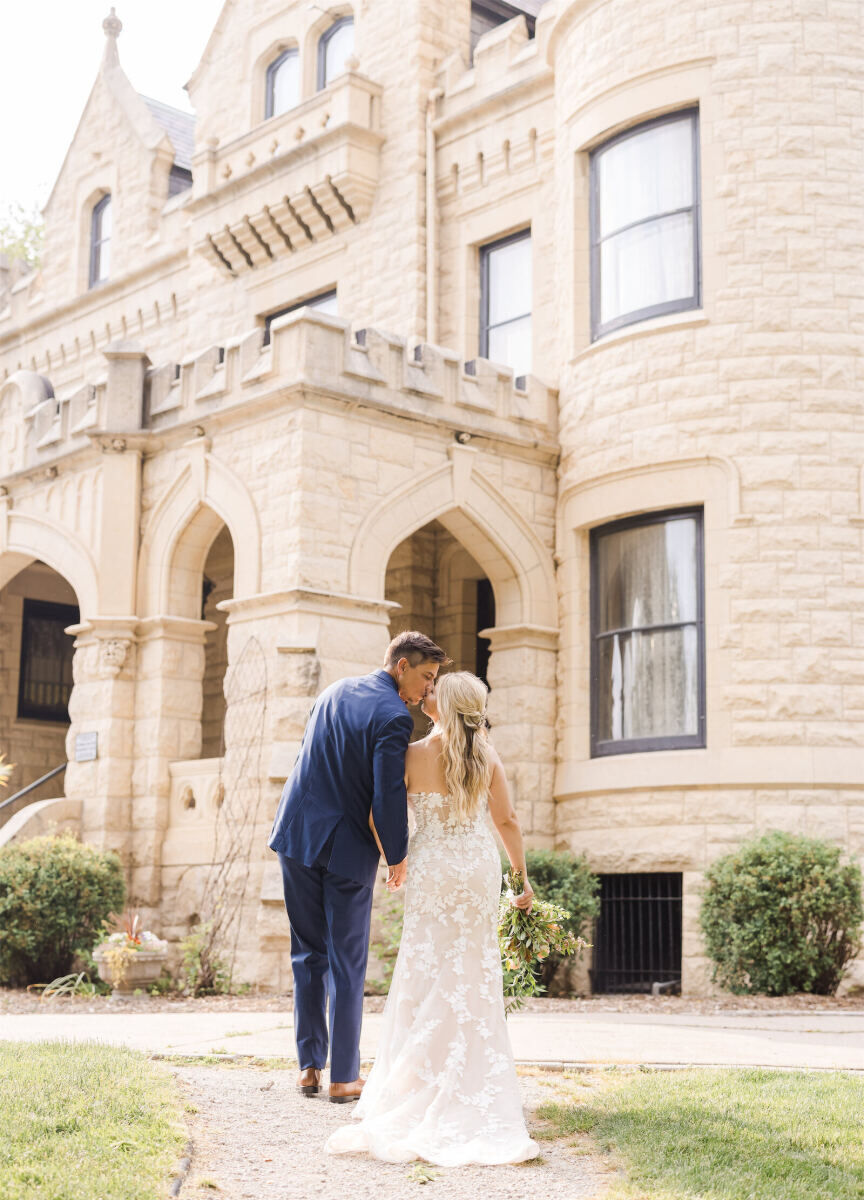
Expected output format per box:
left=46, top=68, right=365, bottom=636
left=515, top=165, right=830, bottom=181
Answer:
left=74, top=732, right=98, bottom=762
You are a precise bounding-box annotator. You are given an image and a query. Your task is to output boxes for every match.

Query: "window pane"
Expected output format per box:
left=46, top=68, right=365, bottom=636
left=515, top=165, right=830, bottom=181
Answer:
left=598, top=117, right=693, bottom=237
left=97, top=197, right=112, bottom=240
left=97, top=237, right=110, bottom=280
left=487, top=235, right=531, bottom=325
left=596, top=516, right=698, bottom=632
left=270, top=51, right=299, bottom=116
left=596, top=625, right=699, bottom=742
left=323, top=19, right=354, bottom=85
left=308, top=291, right=337, bottom=314
left=599, top=210, right=694, bottom=325
left=487, top=315, right=531, bottom=376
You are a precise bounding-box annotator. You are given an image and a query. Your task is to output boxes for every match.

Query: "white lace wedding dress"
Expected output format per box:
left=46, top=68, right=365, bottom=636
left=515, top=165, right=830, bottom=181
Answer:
left=324, top=791, right=538, bottom=1166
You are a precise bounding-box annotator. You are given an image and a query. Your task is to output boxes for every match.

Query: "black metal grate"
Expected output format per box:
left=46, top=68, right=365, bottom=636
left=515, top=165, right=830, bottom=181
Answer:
left=17, top=599, right=79, bottom=722
left=590, top=872, right=682, bottom=994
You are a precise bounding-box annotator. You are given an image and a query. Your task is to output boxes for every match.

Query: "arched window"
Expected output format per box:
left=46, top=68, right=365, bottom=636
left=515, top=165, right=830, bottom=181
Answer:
left=265, top=48, right=300, bottom=119
left=89, top=194, right=111, bottom=288
left=317, top=16, right=354, bottom=90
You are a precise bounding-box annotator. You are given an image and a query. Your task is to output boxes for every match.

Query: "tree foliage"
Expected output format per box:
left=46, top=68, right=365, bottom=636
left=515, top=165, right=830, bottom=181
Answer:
left=0, top=203, right=44, bottom=269
left=699, top=830, right=863, bottom=995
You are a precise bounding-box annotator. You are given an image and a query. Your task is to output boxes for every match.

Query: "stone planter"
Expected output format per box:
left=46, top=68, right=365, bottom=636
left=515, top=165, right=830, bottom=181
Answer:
left=93, top=944, right=168, bottom=994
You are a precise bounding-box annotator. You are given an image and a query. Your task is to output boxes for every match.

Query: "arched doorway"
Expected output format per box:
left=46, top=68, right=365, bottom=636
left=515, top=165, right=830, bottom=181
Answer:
left=201, top=524, right=234, bottom=759
left=0, top=560, right=79, bottom=825
left=385, top=520, right=496, bottom=735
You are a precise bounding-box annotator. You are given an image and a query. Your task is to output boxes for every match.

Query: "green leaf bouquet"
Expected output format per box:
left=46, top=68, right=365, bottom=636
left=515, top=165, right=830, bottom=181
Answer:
left=498, top=867, right=591, bottom=1013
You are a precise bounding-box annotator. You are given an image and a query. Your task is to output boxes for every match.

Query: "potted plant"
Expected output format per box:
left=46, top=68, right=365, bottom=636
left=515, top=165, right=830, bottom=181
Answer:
left=92, top=910, right=168, bottom=994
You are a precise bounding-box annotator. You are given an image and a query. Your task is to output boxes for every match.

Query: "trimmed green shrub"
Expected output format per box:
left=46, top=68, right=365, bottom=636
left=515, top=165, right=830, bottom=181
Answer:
left=520, top=849, right=600, bottom=991
left=0, top=834, right=126, bottom=987
left=700, top=830, right=863, bottom=996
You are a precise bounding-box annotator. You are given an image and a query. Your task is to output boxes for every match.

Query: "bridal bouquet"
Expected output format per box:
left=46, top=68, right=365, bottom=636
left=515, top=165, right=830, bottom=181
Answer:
left=498, top=868, right=590, bottom=1013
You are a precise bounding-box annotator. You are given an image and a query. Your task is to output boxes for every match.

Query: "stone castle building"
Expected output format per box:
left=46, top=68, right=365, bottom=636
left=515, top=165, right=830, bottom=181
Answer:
left=1, top=0, right=862, bottom=994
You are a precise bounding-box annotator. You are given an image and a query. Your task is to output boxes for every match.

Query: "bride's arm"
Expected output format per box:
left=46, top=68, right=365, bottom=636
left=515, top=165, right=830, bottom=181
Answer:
left=487, top=747, right=533, bottom=912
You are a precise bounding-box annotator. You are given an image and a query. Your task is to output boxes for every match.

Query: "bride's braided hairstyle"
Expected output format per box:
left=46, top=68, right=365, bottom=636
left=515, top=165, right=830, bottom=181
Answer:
left=436, top=671, right=492, bottom=822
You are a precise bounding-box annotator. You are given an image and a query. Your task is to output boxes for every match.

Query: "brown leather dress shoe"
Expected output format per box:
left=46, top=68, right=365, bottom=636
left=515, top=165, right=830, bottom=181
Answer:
left=296, top=1067, right=322, bottom=1096
left=329, top=1076, right=365, bottom=1104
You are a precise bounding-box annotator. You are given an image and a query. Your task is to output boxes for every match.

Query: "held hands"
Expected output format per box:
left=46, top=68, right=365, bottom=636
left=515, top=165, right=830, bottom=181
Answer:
left=387, top=858, right=407, bottom=892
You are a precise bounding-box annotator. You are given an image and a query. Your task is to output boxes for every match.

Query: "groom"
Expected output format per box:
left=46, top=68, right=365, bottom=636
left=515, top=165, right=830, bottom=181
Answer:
left=268, top=630, right=449, bottom=1102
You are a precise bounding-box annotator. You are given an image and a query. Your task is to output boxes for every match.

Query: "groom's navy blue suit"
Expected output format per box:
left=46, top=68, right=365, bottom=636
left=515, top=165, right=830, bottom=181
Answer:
left=268, top=669, right=413, bottom=1082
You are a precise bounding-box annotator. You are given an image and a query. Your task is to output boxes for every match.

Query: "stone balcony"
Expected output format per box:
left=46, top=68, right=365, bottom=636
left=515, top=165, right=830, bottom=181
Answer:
left=144, top=309, right=558, bottom=446
left=0, top=312, right=557, bottom=479
left=188, top=71, right=384, bottom=277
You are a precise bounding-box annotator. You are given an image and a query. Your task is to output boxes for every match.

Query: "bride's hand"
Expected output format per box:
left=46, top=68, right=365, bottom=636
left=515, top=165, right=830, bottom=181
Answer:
left=512, top=881, right=534, bottom=913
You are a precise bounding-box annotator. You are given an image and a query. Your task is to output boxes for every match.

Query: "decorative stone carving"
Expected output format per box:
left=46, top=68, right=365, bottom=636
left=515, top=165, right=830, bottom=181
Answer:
left=98, top=638, right=131, bottom=678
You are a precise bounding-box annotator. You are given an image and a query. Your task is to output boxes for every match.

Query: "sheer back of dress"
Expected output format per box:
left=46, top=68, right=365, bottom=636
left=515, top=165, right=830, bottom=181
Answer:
left=408, top=790, right=487, bottom=838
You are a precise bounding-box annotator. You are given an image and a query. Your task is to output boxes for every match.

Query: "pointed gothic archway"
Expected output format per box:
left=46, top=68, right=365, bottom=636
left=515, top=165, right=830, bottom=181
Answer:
left=350, top=448, right=558, bottom=842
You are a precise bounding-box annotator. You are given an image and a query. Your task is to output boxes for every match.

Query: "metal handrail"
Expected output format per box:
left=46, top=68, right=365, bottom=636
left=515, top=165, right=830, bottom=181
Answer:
left=0, top=763, right=67, bottom=813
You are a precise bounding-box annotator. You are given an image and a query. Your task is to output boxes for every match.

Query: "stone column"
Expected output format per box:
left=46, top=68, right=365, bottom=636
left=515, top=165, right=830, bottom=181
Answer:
left=482, top=624, right=559, bottom=845
left=131, top=616, right=215, bottom=915
left=215, top=587, right=398, bottom=991
left=64, top=618, right=138, bottom=863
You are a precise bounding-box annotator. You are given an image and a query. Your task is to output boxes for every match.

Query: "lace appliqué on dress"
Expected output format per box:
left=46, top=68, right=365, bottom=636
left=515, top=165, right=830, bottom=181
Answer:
left=324, top=791, right=538, bottom=1166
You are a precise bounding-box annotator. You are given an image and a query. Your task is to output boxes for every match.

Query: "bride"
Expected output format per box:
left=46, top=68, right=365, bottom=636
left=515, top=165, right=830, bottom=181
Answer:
left=325, top=670, right=539, bottom=1166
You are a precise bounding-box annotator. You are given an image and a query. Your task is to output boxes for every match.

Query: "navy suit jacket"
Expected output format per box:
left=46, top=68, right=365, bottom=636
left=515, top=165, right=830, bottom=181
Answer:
left=268, top=669, right=413, bottom=889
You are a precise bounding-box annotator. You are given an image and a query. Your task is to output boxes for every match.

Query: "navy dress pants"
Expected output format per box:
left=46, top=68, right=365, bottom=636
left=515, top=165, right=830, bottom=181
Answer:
left=277, top=844, right=374, bottom=1083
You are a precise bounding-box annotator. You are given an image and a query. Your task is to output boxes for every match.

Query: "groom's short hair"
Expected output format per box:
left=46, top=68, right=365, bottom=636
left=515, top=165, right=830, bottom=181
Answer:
left=385, top=631, right=450, bottom=667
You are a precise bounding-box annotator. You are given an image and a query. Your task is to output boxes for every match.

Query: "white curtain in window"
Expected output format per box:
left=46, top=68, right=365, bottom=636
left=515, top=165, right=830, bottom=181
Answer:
left=597, top=517, right=697, bottom=632
left=488, top=316, right=531, bottom=377
left=270, top=52, right=299, bottom=116
left=488, top=236, right=532, bottom=325
left=323, top=20, right=354, bottom=85
left=596, top=515, right=700, bottom=743
left=600, top=211, right=694, bottom=326
left=598, top=117, right=694, bottom=237
left=600, top=626, right=699, bottom=741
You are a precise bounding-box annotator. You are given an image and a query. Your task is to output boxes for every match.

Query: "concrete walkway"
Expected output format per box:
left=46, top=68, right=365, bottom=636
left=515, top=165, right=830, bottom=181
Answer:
left=2, top=1009, right=863, bottom=1070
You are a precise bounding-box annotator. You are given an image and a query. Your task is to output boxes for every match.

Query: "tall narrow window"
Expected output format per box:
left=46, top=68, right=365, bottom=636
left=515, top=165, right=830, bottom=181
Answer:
left=591, top=508, right=705, bottom=756
left=263, top=289, right=337, bottom=346
left=89, top=194, right=111, bottom=288
left=318, top=16, right=354, bottom=90
left=266, top=48, right=300, bottom=119
left=17, top=599, right=80, bottom=722
left=590, top=110, right=700, bottom=339
left=480, top=229, right=531, bottom=377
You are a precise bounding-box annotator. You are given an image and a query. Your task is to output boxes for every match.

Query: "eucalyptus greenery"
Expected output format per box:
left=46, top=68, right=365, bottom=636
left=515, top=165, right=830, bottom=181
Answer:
left=700, top=831, right=863, bottom=995
left=498, top=867, right=591, bottom=1013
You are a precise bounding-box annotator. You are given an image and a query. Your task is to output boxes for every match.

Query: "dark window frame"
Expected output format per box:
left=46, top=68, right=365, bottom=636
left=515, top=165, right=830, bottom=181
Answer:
left=262, top=289, right=337, bottom=346
left=168, top=164, right=193, bottom=197
left=479, top=227, right=531, bottom=370
left=589, top=108, right=701, bottom=342
left=590, top=506, right=706, bottom=758
left=317, top=16, right=354, bottom=91
left=265, top=46, right=300, bottom=120
left=17, top=598, right=80, bottom=723
left=88, top=193, right=111, bottom=289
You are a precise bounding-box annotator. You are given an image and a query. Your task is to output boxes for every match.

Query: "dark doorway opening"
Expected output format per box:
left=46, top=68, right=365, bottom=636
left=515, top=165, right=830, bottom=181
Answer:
left=590, top=872, right=682, bottom=994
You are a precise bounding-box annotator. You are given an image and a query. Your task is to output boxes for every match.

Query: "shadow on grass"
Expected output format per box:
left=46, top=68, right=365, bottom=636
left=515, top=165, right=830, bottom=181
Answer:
left=537, top=1068, right=864, bottom=1200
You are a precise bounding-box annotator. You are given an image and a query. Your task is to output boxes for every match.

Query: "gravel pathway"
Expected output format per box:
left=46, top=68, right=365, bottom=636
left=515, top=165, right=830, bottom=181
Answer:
left=170, top=1063, right=609, bottom=1199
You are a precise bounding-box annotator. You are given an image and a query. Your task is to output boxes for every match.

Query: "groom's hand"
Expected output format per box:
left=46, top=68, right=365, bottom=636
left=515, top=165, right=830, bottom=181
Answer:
left=386, top=858, right=407, bottom=891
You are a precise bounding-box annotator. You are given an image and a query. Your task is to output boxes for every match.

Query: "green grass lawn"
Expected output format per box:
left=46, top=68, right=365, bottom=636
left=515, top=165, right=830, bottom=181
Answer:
left=0, top=1040, right=186, bottom=1200
left=536, top=1067, right=864, bottom=1200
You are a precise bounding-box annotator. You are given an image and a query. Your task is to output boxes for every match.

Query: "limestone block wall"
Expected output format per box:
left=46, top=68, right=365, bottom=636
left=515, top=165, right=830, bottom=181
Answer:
left=549, top=0, right=864, bottom=991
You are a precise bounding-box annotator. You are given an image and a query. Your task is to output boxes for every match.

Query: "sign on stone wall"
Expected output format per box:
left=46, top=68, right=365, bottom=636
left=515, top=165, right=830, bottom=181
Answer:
left=74, top=732, right=98, bottom=762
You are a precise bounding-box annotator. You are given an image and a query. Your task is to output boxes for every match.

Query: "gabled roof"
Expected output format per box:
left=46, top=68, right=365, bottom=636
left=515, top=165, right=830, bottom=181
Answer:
left=140, top=97, right=196, bottom=170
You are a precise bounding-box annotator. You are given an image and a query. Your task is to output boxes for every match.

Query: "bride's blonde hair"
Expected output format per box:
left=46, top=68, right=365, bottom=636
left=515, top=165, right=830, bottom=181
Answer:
left=436, top=672, right=492, bottom=821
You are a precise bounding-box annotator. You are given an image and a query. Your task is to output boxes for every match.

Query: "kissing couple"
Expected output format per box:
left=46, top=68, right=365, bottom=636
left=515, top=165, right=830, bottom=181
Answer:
left=268, top=630, right=539, bottom=1166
